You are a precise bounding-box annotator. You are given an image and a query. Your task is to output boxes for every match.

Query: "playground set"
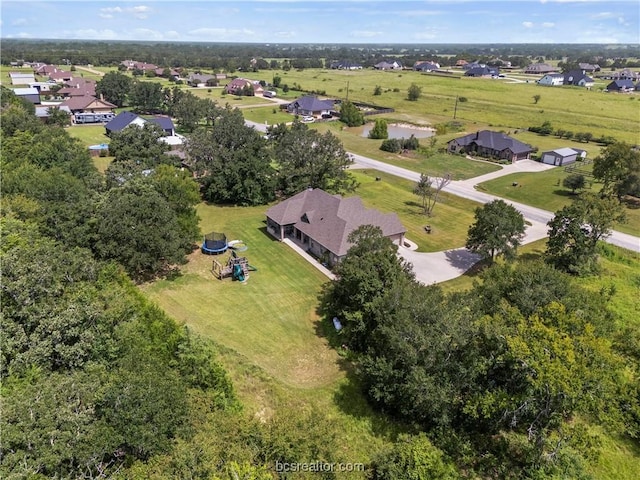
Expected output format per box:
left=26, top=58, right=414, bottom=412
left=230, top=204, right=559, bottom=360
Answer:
left=202, top=232, right=256, bottom=282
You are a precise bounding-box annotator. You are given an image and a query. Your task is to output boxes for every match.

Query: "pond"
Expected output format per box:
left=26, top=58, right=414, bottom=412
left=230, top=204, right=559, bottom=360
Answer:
left=361, top=123, right=435, bottom=139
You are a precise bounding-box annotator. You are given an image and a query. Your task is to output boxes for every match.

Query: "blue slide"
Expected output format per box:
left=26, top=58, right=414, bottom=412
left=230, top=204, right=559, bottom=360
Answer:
left=232, top=263, right=245, bottom=282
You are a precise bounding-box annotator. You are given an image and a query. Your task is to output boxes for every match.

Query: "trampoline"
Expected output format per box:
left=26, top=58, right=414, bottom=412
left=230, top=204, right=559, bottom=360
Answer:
left=201, top=232, right=228, bottom=255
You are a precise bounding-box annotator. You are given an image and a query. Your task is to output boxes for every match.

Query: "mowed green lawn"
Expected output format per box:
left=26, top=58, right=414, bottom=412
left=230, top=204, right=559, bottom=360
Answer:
left=350, top=169, right=481, bottom=251
left=67, top=124, right=110, bottom=146
left=142, top=203, right=340, bottom=389
left=478, top=165, right=640, bottom=236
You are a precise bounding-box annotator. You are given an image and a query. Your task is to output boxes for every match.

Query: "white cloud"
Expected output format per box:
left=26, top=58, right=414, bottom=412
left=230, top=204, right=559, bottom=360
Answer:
left=7, top=32, right=33, bottom=39
left=65, top=29, right=119, bottom=40
left=165, top=30, right=180, bottom=39
left=413, top=32, right=437, bottom=40
left=187, top=27, right=256, bottom=39
left=98, top=5, right=151, bottom=20
left=522, top=21, right=534, bottom=28
left=11, top=18, right=28, bottom=26
left=274, top=31, right=297, bottom=38
left=542, top=22, right=555, bottom=27
left=132, top=28, right=164, bottom=40
left=350, top=30, right=383, bottom=38
left=591, top=12, right=616, bottom=19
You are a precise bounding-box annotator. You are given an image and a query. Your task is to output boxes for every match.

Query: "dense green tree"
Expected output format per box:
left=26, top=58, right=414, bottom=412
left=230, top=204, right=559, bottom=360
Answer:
left=407, top=83, right=422, bottom=101
left=546, top=193, right=626, bottom=274
left=130, top=80, right=165, bottom=113
left=96, top=71, right=133, bottom=108
left=0, top=102, right=42, bottom=136
left=107, top=123, right=172, bottom=167
left=321, top=225, right=414, bottom=351
left=466, top=199, right=526, bottom=262
left=270, top=120, right=357, bottom=196
left=370, top=434, right=459, bottom=480
left=147, top=164, right=201, bottom=250
left=339, top=100, right=364, bottom=127
left=373, top=85, right=383, bottom=96
left=172, top=91, right=208, bottom=131
left=562, top=173, right=586, bottom=193
left=186, top=107, right=276, bottom=205
left=96, top=181, right=187, bottom=279
left=368, top=118, right=388, bottom=139
left=45, top=105, right=71, bottom=127
left=592, top=142, right=640, bottom=198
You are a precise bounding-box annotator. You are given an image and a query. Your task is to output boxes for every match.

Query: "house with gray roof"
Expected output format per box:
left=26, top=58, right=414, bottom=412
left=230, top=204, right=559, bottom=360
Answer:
left=287, top=95, right=335, bottom=118
left=414, top=61, right=440, bottom=72
left=465, top=66, right=499, bottom=77
left=524, top=63, right=558, bottom=74
left=447, top=130, right=534, bottom=162
left=374, top=60, right=402, bottom=70
left=606, top=79, right=635, bottom=93
left=563, top=70, right=594, bottom=88
left=9, top=71, right=36, bottom=85
left=12, top=87, right=41, bottom=104
left=266, top=188, right=406, bottom=266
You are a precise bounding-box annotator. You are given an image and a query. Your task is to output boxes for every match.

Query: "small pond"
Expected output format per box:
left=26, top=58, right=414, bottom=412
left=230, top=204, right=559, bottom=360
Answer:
left=361, top=123, right=435, bottom=139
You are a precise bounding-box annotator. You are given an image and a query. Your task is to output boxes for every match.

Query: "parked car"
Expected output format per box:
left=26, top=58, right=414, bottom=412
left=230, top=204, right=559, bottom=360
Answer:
left=321, top=113, right=332, bottom=119
left=302, top=115, right=314, bottom=123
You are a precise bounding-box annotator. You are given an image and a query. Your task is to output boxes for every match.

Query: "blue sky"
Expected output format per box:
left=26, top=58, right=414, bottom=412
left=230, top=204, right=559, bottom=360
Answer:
left=1, top=1, right=638, bottom=44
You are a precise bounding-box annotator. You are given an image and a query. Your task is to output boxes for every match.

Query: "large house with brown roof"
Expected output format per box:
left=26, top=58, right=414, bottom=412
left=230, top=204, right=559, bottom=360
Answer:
left=266, top=188, right=406, bottom=266
left=224, top=77, right=263, bottom=95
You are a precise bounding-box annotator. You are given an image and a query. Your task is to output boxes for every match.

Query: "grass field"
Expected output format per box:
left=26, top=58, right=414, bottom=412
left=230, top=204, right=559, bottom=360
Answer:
left=268, top=68, right=640, bottom=144
left=477, top=165, right=640, bottom=236
left=67, top=124, right=110, bottom=146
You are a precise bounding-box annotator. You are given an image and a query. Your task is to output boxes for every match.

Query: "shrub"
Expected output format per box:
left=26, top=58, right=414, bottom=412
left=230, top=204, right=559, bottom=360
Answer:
left=380, top=138, right=402, bottom=153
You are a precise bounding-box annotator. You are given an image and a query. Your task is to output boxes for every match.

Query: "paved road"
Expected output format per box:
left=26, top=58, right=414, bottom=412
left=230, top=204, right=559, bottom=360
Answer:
left=350, top=153, right=639, bottom=253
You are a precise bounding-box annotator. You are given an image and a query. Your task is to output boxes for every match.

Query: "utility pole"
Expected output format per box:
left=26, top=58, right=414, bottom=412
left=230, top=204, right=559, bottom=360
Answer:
left=453, top=96, right=458, bottom=119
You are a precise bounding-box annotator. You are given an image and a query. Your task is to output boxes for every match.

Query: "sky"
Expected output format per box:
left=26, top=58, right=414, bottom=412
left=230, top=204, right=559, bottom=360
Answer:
left=1, top=0, right=639, bottom=44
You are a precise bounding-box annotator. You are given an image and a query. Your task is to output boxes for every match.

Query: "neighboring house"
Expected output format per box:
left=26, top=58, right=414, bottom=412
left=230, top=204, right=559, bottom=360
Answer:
left=465, top=66, right=500, bottom=77
left=578, top=63, right=600, bottom=73
left=330, top=60, right=363, bottom=70
left=154, top=67, right=180, bottom=78
left=563, top=70, right=594, bottom=88
left=224, top=77, right=264, bottom=95
left=595, top=69, right=639, bottom=81
left=524, top=63, right=558, bottom=74
left=455, top=59, right=468, bottom=67
left=606, top=79, right=635, bottom=92
left=34, top=64, right=61, bottom=76
left=447, top=130, right=534, bottom=162
left=9, top=71, right=36, bottom=85
left=287, top=95, right=335, bottom=118
left=265, top=188, right=407, bottom=267
left=105, top=111, right=147, bottom=135
left=12, top=87, right=41, bottom=104
left=540, top=147, right=586, bottom=166
left=57, top=78, right=97, bottom=98
left=374, top=60, right=402, bottom=70
left=59, top=95, right=116, bottom=116
left=121, top=60, right=158, bottom=71
left=28, top=81, right=58, bottom=93
left=35, top=104, right=72, bottom=120
left=537, top=73, right=565, bottom=86
left=414, top=61, right=440, bottom=72
left=104, top=111, right=176, bottom=137
left=48, top=70, right=74, bottom=83
left=186, top=73, right=217, bottom=87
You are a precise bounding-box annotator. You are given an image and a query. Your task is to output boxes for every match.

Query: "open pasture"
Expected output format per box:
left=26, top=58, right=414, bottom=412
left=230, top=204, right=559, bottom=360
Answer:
left=271, top=68, right=639, bottom=143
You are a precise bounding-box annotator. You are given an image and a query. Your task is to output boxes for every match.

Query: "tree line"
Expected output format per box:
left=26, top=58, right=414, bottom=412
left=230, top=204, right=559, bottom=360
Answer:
left=4, top=39, right=639, bottom=72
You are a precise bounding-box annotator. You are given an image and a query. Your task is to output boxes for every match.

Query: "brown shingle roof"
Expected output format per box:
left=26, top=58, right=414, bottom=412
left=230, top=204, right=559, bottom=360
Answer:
left=266, top=189, right=406, bottom=257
